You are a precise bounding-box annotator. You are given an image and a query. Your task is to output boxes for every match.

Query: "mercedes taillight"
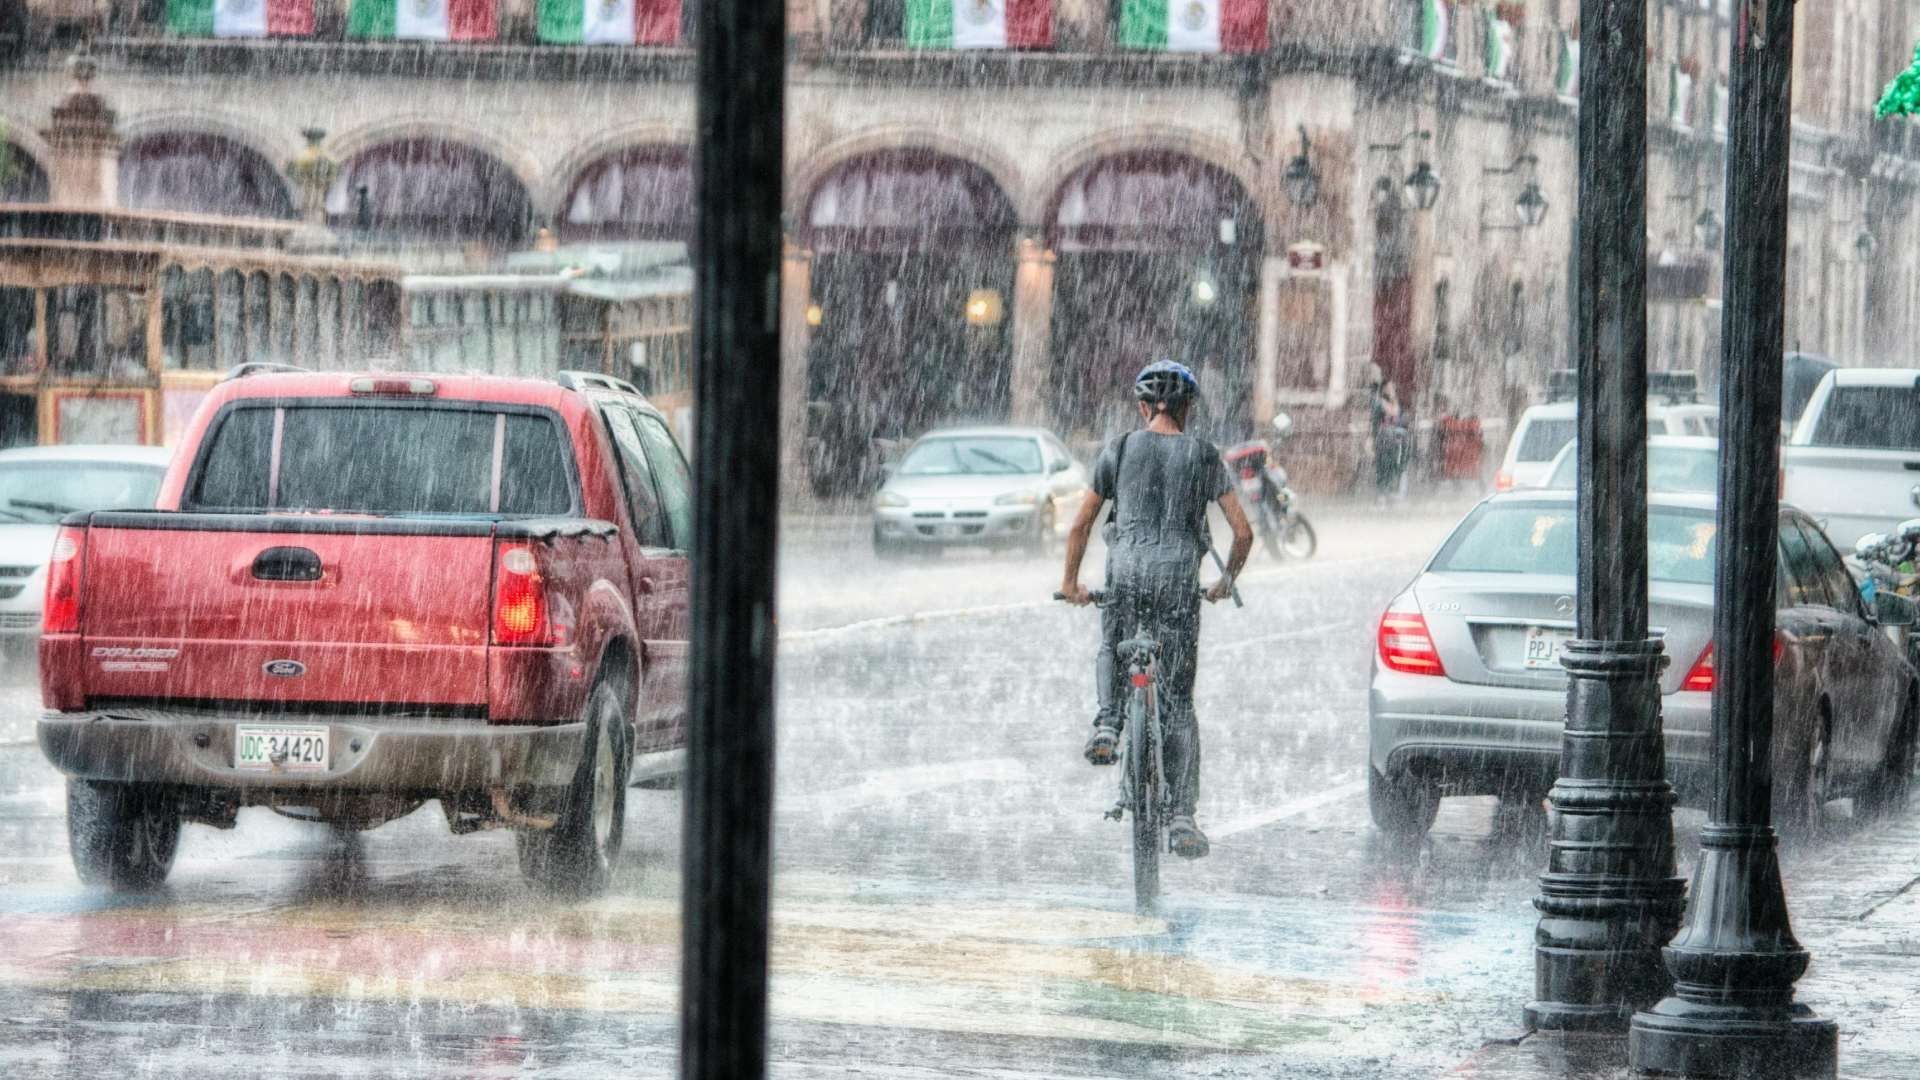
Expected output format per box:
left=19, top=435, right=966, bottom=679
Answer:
left=1377, top=594, right=1446, bottom=676
left=43, top=526, right=83, bottom=635
left=1680, top=634, right=1784, bottom=693
left=491, top=542, right=553, bottom=646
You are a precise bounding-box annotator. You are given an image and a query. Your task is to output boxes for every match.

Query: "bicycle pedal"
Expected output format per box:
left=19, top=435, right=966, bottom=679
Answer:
left=1104, top=806, right=1125, bottom=821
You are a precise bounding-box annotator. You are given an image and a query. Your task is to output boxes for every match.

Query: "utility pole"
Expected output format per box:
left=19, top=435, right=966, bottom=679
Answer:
left=1630, top=0, right=1836, bottom=1073
left=1524, top=0, right=1687, bottom=1033
left=680, top=0, right=784, bottom=1074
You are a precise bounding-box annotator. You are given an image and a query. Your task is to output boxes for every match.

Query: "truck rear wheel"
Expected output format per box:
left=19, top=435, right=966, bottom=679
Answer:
left=68, top=780, right=180, bottom=890
left=518, top=678, right=630, bottom=896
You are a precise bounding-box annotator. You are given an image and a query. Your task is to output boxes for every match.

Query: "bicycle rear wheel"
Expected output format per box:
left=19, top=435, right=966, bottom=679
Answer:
left=1128, top=687, right=1160, bottom=914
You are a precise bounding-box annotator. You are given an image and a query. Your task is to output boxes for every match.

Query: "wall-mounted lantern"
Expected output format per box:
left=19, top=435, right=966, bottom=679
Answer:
left=1367, top=129, right=1440, bottom=213
left=1282, top=125, right=1320, bottom=210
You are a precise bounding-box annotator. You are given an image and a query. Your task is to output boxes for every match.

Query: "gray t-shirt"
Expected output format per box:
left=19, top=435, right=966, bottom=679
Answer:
left=1092, top=430, right=1233, bottom=568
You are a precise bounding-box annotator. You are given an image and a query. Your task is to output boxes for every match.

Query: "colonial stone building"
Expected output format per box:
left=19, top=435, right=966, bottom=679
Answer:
left=1, top=0, right=1916, bottom=490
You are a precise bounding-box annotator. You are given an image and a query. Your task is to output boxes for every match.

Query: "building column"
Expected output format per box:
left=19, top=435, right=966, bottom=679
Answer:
left=39, top=52, right=120, bottom=209
left=780, top=237, right=813, bottom=501
left=1253, top=254, right=1283, bottom=425
left=1009, top=233, right=1056, bottom=426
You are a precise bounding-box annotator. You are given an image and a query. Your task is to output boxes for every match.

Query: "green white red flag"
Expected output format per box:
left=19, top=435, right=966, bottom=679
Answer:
left=166, top=0, right=314, bottom=37
left=538, top=0, right=685, bottom=45
left=347, top=0, right=497, bottom=41
left=905, top=0, right=1053, bottom=50
left=1117, top=0, right=1265, bottom=53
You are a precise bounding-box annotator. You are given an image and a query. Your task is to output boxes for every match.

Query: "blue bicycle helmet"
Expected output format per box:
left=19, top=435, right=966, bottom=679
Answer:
left=1134, top=359, right=1198, bottom=405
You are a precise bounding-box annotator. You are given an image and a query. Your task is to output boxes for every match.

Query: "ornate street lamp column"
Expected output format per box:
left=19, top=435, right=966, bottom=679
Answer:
left=1630, top=2, right=1837, bottom=1073
left=1524, top=0, right=1687, bottom=1032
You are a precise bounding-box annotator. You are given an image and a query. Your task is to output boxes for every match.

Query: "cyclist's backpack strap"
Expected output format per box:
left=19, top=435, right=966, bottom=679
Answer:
left=1105, top=430, right=1133, bottom=527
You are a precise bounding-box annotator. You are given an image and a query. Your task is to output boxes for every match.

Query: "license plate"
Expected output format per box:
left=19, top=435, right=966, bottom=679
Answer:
left=1523, top=627, right=1572, bottom=670
left=234, top=724, right=331, bottom=772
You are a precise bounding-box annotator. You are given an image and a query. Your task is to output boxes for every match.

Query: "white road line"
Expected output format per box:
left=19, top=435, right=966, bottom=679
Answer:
left=779, top=554, right=1379, bottom=644
left=1211, top=619, right=1356, bottom=653
left=785, top=758, right=1031, bottom=814
left=1210, top=778, right=1368, bottom=840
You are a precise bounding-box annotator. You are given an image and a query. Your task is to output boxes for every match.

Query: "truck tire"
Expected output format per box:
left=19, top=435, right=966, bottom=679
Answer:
left=518, top=677, right=630, bottom=896
left=68, top=780, right=180, bottom=890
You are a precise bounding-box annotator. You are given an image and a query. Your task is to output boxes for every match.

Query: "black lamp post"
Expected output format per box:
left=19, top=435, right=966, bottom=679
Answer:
left=1282, top=125, right=1320, bottom=209
left=1630, top=0, right=1835, bottom=1069
left=1523, top=0, right=1688, bottom=1033
left=1368, top=129, right=1440, bottom=212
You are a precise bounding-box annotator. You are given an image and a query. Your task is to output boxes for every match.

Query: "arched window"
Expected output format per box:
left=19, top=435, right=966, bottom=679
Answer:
left=327, top=138, right=531, bottom=245
left=1, top=143, right=50, bottom=203
left=120, top=133, right=294, bottom=218
left=561, top=146, right=693, bottom=242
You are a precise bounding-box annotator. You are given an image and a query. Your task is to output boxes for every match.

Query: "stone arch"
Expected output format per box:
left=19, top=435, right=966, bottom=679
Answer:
left=0, top=112, right=53, bottom=175
left=1, top=140, right=50, bottom=203
left=118, top=130, right=296, bottom=219
left=327, top=118, right=544, bottom=209
left=555, top=143, right=693, bottom=242
left=1029, top=127, right=1260, bottom=230
left=325, top=134, right=535, bottom=244
left=787, top=127, right=1026, bottom=229
left=547, top=123, right=694, bottom=216
left=119, top=109, right=301, bottom=173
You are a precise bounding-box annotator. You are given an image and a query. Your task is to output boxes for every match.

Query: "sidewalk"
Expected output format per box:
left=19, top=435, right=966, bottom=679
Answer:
left=1449, top=806, right=1920, bottom=1079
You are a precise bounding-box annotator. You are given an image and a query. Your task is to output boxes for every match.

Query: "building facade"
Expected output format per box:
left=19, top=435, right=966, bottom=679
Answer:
left=1, top=0, right=1917, bottom=491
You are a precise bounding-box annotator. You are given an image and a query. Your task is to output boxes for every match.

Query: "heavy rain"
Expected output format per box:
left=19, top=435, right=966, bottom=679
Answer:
left=1, top=1, right=1919, bottom=1078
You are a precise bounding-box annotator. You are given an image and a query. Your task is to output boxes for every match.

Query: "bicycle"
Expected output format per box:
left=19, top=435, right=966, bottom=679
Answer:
left=1055, top=585, right=1216, bottom=914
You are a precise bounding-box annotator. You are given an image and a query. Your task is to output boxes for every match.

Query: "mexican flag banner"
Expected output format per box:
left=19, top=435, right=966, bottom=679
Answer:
left=1418, top=0, right=1450, bottom=61
left=538, top=0, right=685, bottom=46
left=1117, top=0, right=1265, bottom=53
left=166, top=0, right=314, bottom=37
left=1483, top=10, right=1513, bottom=80
left=348, top=0, right=497, bottom=41
left=1878, top=44, right=1920, bottom=117
left=905, top=0, right=1053, bottom=50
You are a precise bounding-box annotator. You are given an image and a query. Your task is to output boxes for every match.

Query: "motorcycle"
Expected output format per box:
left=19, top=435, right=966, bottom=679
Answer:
left=1224, top=413, right=1316, bottom=561
left=1849, top=519, right=1920, bottom=665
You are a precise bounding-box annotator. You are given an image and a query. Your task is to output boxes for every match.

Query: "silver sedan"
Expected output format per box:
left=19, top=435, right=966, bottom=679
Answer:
left=1367, top=491, right=1918, bottom=839
left=871, top=427, right=1091, bottom=558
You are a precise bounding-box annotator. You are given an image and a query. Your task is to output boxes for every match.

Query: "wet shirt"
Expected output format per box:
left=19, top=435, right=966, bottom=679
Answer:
left=1092, top=430, right=1232, bottom=570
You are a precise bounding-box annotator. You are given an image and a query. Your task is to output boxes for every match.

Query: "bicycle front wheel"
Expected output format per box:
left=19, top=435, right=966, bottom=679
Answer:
left=1128, top=688, right=1161, bottom=914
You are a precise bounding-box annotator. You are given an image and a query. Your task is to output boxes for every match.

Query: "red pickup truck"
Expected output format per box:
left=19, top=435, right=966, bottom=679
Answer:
left=38, top=369, right=690, bottom=894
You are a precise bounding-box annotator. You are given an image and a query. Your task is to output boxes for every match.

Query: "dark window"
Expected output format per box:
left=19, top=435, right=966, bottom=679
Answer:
left=1516, top=418, right=1576, bottom=463
left=1777, top=517, right=1826, bottom=609
left=1796, top=518, right=1860, bottom=615
left=189, top=405, right=574, bottom=516
left=865, top=0, right=904, bottom=42
left=0, top=287, right=32, bottom=375
left=632, top=410, right=693, bottom=549
left=1808, top=385, right=1920, bottom=451
left=602, top=405, right=669, bottom=548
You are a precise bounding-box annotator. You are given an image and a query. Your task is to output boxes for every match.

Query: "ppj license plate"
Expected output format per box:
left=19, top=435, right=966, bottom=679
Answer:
left=234, top=724, right=331, bottom=772
left=1523, top=626, right=1573, bottom=670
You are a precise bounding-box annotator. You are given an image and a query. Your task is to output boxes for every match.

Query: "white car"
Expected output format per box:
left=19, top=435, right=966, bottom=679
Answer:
left=871, top=427, right=1091, bottom=558
left=1781, top=367, right=1920, bottom=549
left=1496, top=400, right=1718, bottom=492
left=0, top=445, right=172, bottom=639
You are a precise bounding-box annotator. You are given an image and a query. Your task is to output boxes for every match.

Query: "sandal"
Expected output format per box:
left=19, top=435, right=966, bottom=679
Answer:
left=1168, top=816, right=1210, bottom=859
left=1083, top=725, right=1119, bottom=766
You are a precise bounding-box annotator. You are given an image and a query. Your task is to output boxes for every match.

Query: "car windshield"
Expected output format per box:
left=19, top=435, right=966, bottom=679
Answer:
left=188, top=405, right=574, bottom=516
left=1431, top=503, right=1719, bottom=585
left=1808, top=385, right=1920, bottom=450
left=1515, top=418, right=1576, bottom=462
left=896, top=437, right=1042, bottom=477
left=1546, top=445, right=1719, bottom=493
left=0, top=460, right=164, bottom=523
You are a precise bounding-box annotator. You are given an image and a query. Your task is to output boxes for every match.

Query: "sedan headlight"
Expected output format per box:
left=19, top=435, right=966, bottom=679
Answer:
left=994, top=490, right=1040, bottom=506
left=875, top=490, right=909, bottom=509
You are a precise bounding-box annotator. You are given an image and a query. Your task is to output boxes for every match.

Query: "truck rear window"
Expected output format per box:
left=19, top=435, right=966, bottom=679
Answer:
left=1515, top=418, right=1576, bottom=462
left=1809, top=385, right=1920, bottom=451
left=190, top=404, right=574, bottom=515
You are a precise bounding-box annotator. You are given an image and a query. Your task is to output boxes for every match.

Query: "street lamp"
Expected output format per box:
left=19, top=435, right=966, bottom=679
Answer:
left=1478, top=155, right=1546, bottom=233
left=1514, top=181, right=1549, bottom=228
left=1282, top=125, right=1320, bottom=210
left=1854, top=227, right=1878, bottom=261
left=1368, top=129, right=1440, bottom=213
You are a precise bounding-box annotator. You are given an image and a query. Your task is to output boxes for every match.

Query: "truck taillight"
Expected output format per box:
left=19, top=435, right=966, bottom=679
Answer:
left=1378, top=594, right=1446, bottom=676
left=491, top=542, right=553, bottom=646
left=43, top=527, right=83, bottom=635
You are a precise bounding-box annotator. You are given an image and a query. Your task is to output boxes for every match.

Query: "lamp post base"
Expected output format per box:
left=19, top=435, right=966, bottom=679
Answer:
left=1629, top=1000, right=1835, bottom=1078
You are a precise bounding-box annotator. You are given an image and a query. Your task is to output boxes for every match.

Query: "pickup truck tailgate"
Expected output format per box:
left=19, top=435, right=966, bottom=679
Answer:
left=79, top=520, right=493, bottom=707
left=1783, top=447, right=1920, bottom=548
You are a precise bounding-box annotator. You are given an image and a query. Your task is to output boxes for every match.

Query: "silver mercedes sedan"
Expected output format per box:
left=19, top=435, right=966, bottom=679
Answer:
left=871, top=427, right=1092, bottom=558
left=1368, top=490, right=1918, bottom=840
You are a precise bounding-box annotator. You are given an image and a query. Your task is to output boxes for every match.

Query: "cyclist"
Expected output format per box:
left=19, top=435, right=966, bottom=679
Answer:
left=1058, top=359, right=1255, bottom=859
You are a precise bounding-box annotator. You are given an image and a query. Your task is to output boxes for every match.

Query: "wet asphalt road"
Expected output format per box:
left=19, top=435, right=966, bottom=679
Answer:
left=0, top=504, right=1895, bottom=1078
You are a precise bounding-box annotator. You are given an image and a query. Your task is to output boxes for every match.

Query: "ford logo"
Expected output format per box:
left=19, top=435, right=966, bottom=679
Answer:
left=262, top=659, right=306, bottom=678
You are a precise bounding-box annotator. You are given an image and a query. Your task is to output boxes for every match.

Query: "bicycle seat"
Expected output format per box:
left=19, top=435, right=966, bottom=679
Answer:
left=1117, top=636, right=1161, bottom=661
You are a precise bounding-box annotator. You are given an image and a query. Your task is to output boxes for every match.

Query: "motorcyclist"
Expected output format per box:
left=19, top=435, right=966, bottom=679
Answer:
left=1058, top=360, right=1255, bottom=860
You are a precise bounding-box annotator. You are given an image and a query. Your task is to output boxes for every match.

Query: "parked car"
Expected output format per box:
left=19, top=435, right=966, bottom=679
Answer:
left=1368, top=490, right=1917, bottom=840
left=38, top=369, right=689, bottom=894
left=1781, top=367, right=1920, bottom=549
left=1495, top=399, right=1717, bottom=492
left=0, top=444, right=171, bottom=644
left=1541, top=435, right=1719, bottom=493
left=871, top=426, right=1091, bottom=558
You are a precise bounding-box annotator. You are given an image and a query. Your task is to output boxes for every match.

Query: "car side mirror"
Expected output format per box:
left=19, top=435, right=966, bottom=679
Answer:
left=1050, top=458, right=1071, bottom=474
left=1874, top=590, right=1916, bottom=628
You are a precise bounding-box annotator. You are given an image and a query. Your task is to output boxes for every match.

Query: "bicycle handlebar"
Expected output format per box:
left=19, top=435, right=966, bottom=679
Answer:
left=1053, top=588, right=1221, bottom=606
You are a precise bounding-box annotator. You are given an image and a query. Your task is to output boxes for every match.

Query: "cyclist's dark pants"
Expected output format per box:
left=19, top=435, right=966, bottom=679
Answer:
left=1094, top=560, right=1203, bottom=818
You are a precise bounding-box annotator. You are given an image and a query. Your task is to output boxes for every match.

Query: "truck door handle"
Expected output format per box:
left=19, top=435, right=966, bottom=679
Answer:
left=252, top=546, right=323, bottom=582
